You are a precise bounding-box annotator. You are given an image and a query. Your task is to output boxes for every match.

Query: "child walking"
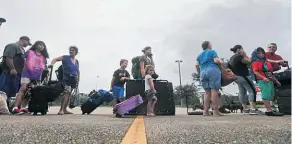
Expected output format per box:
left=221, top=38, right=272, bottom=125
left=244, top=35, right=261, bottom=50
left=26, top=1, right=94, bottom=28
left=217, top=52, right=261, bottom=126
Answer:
left=144, top=65, right=158, bottom=116
left=251, top=47, right=283, bottom=116
left=111, top=59, right=130, bottom=112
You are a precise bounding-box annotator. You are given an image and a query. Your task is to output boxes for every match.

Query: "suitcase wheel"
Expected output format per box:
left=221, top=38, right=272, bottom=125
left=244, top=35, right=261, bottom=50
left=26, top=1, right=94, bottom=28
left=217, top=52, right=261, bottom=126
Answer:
left=115, top=114, right=122, bottom=118
left=41, top=111, right=47, bottom=115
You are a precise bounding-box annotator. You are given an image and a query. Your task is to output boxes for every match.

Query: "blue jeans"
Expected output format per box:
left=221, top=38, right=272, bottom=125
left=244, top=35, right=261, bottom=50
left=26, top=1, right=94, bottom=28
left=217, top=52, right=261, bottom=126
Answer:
left=0, top=72, right=21, bottom=98
left=200, top=67, right=221, bottom=89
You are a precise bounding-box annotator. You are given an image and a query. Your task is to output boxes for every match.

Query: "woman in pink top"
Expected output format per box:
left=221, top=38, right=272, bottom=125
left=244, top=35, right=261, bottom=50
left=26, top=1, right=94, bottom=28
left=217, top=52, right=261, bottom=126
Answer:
left=12, top=41, right=49, bottom=114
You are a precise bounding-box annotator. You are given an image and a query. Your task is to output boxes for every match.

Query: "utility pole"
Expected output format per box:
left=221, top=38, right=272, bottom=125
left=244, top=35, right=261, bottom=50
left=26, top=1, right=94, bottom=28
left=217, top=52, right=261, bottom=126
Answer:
left=96, top=76, right=99, bottom=90
left=175, top=60, right=183, bottom=86
left=0, top=18, right=6, bottom=29
left=175, top=60, right=183, bottom=106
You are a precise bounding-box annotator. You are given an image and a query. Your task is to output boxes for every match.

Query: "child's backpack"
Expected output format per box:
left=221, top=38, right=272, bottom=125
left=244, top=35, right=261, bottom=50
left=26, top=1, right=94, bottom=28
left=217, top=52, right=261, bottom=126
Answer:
left=131, top=56, right=142, bottom=79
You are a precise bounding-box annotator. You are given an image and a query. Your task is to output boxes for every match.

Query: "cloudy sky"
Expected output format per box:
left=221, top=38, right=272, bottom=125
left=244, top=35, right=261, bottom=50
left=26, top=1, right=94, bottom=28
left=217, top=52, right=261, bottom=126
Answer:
left=0, top=0, right=290, bottom=94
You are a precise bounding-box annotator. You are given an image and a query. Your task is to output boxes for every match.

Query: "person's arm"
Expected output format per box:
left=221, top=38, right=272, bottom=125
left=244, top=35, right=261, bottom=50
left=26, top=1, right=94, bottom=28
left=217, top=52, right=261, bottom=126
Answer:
left=110, top=76, right=115, bottom=90
left=211, top=50, right=222, bottom=64
left=241, top=55, right=251, bottom=64
left=195, top=61, right=200, bottom=75
left=51, top=56, right=63, bottom=65
left=148, top=76, right=156, bottom=91
left=252, top=62, right=269, bottom=82
left=4, top=44, right=18, bottom=72
left=111, top=70, right=117, bottom=89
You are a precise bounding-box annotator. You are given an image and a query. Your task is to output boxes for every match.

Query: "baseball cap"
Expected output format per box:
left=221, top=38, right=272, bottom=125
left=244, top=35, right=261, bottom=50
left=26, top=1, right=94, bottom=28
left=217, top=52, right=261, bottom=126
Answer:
left=19, top=36, right=32, bottom=46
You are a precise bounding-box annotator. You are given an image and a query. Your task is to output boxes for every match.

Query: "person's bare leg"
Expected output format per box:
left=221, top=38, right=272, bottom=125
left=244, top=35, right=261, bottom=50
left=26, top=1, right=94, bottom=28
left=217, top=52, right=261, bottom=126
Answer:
left=150, top=96, right=157, bottom=115
left=263, top=100, right=272, bottom=112
left=203, top=90, right=211, bottom=115
left=211, top=89, right=222, bottom=116
left=249, top=102, right=256, bottom=110
left=13, top=84, right=27, bottom=109
left=20, top=98, right=29, bottom=108
left=64, top=93, right=73, bottom=114
left=58, top=86, right=71, bottom=115
left=147, top=101, right=152, bottom=115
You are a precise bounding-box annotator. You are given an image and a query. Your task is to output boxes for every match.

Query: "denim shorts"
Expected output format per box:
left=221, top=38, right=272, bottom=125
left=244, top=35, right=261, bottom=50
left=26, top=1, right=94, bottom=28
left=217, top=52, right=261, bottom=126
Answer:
left=200, top=67, right=221, bottom=90
left=112, top=86, right=125, bottom=99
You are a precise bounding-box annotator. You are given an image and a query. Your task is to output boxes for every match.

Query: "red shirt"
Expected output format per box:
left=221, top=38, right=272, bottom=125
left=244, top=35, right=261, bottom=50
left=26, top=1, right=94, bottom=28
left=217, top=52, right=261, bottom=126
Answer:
left=265, top=52, right=283, bottom=71
left=252, top=61, right=273, bottom=80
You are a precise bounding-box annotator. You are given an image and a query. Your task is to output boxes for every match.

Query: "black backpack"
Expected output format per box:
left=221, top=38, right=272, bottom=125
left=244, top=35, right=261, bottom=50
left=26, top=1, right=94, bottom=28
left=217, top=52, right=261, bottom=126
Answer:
left=55, top=65, right=63, bottom=81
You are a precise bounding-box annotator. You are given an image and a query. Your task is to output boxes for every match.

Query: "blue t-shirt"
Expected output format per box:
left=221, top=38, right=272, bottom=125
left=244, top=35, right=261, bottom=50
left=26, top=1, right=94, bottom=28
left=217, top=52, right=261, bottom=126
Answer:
left=62, top=55, right=79, bottom=76
left=196, top=49, right=219, bottom=70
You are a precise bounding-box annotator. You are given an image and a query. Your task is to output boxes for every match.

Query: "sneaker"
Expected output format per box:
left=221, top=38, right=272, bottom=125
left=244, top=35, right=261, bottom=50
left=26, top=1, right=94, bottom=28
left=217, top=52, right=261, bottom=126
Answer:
left=12, top=108, right=23, bottom=114
left=255, top=109, right=265, bottom=115
left=249, top=109, right=258, bottom=115
left=21, top=108, right=29, bottom=113
left=265, top=111, right=284, bottom=116
left=243, top=109, right=250, bottom=113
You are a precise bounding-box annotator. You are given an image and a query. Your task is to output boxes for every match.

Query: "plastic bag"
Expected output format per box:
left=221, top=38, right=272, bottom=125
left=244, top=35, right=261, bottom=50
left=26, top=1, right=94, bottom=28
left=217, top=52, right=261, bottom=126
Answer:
left=0, top=91, right=10, bottom=114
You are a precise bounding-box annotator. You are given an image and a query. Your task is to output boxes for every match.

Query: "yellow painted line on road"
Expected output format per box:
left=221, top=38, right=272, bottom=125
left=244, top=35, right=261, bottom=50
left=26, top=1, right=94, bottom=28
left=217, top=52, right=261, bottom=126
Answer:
left=121, top=116, right=147, bottom=144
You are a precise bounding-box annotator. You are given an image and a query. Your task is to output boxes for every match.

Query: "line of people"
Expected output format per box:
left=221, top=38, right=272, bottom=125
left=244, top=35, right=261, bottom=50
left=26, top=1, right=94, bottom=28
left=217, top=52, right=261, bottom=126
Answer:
left=195, top=41, right=288, bottom=116
left=0, top=36, right=80, bottom=115
left=0, top=38, right=158, bottom=116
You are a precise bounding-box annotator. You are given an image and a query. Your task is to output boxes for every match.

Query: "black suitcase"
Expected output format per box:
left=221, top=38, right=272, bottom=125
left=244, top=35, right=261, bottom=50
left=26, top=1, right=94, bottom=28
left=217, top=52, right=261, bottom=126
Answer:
left=28, top=86, right=49, bottom=115
left=28, top=65, right=64, bottom=115
left=276, top=85, right=291, bottom=115
left=153, top=81, right=175, bottom=115
left=125, top=80, right=175, bottom=116
left=274, top=69, right=291, bottom=86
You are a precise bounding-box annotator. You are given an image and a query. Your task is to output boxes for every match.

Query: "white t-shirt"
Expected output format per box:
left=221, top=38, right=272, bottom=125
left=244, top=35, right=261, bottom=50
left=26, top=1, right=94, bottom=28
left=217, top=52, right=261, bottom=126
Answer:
left=145, top=74, right=152, bottom=91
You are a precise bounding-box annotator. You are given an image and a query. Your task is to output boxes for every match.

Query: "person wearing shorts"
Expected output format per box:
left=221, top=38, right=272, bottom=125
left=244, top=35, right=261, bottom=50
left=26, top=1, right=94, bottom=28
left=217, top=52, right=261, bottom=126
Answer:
left=12, top=41, right=49, bottom=114
left=251, top=47, right=283, bottom=116
left=195, top=41, right=223, bottom=116
left=51, top=46, right=80, bottom=115
left=0, top=36, right=31, bottom=108
left=111, top=59, right=130, bottom=111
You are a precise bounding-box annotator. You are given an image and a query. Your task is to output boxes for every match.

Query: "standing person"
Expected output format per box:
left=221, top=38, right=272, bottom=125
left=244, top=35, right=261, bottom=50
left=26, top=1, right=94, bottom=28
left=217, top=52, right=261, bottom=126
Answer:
left=251, top=47, right=283, bottom=116
left=0, top=36, right=31, bottom=101
left=265, top=43, right=288, bottom=109
left=228, top=45, right=263, bottom=115
left=50, top=46, right=80, bottom=115
left=195, top=41, right=222, bottom=116
left=138, top=46, right=158, bottom=80
left=110, top=59, right=130, bottom=110
left=265, top=43, right=288, bottom=71
left=12, top=41, right=49, bottom=114
left=144, top=65, right=158, bottom=116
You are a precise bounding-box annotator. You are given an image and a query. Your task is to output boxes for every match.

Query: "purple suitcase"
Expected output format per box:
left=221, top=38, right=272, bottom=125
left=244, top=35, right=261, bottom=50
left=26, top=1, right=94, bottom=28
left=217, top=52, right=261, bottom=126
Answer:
left=114, top=95, right=143, bottom=117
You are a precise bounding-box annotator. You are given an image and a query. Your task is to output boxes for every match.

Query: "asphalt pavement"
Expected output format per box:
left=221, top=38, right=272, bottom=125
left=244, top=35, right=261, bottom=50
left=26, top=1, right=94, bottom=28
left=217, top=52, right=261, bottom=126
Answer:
left=0, top=107, right=291, bottom=144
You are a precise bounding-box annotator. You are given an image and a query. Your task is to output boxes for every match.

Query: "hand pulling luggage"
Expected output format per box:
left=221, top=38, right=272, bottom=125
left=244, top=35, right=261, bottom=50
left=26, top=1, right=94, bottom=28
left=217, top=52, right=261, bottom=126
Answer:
left=81, top=89, right=114, bottom=115
left=114, top=95, right=143, bottom=117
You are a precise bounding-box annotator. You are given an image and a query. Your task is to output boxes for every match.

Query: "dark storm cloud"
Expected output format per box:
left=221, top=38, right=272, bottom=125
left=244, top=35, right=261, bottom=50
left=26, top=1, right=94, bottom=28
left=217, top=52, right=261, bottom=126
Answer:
left=164, top=0, right=291, bottom=79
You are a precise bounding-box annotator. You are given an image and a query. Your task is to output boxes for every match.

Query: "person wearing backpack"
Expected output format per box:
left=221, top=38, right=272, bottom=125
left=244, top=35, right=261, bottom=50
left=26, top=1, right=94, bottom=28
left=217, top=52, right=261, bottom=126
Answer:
left=131, top=46, right=158, bottom=80
left=0, top=36, right=31, bottom=101
left=50, top=46, right=80, bottom=115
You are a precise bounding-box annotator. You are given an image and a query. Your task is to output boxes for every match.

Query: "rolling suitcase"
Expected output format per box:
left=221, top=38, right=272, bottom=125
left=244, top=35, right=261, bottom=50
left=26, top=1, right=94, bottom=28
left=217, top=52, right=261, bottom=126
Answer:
left=114, top=95, right=143, bottom=117
left=28, top=65, right=65, bottom=115
left=81, top=89, right=114, bottom=115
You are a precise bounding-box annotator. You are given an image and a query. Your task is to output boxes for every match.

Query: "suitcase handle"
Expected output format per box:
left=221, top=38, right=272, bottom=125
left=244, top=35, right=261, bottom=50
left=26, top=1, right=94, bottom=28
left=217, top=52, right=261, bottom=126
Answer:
left=47, top=65, right=54, bottom=83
